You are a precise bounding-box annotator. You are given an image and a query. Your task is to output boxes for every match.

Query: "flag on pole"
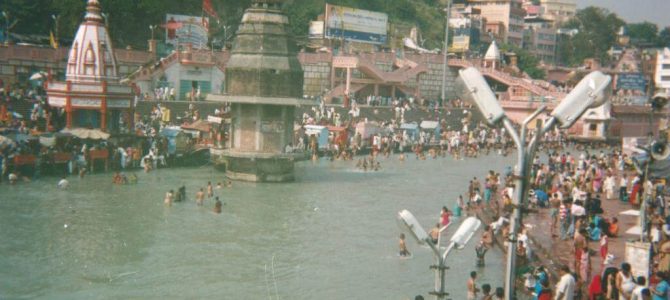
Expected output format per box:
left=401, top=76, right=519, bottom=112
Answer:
left=203, top=0, right=218, bottom=19
left=49, top=31, right=59, bottom=49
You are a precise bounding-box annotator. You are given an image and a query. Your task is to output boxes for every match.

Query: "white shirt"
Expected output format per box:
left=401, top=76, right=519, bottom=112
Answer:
left=630, top=285, right=644, bottom=300
left=555, top=273, right=575, bottom=300
left=571, top=204, right=586, bottom=217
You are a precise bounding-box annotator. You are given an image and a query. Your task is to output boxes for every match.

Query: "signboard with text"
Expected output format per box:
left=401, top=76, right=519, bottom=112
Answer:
left=165, top=14, right=209, bottom=49
left=324, top=4, right=388, bottom=45
left=616, top=73, right=647, bottom=92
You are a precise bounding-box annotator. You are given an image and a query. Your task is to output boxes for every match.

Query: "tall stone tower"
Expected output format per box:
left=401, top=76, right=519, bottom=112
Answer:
left=207, top=0, right=313, bottom=182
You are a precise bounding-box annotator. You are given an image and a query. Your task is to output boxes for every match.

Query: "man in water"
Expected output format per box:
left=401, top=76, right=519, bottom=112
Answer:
left=467, top=271, right=479, bottom=299
left=475, top=242, right=488, bottom=267
left=207, top=181, right=213, bottom=198
left=57, top=176, right=69, bottom=189
left=429, top=223, right=440, bottom=245
left=399, top=233, right=410, bottom=257
left=164, top=190, right=174, bottom=206
left=128, top=173, right=138, bottom=184
left=214, top=197, right=222, bottom=214
left=196, top=188, right=205, bottom=206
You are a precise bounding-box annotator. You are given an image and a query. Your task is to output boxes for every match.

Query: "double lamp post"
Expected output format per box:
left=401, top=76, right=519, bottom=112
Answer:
left=458, top=67, right=612, bottom=299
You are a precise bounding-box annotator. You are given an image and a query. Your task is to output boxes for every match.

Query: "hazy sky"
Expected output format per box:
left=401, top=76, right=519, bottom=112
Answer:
left=578, top=0, right=670, bottom=28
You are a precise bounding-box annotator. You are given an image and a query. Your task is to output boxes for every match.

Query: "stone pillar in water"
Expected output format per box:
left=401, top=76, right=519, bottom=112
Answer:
left=207, top=0, right=313, bottom=182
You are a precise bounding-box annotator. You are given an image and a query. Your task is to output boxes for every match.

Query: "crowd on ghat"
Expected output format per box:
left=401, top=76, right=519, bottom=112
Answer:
left=443, top=139, right=670, bottom=299
left=0, top=81, right=226, bottom=182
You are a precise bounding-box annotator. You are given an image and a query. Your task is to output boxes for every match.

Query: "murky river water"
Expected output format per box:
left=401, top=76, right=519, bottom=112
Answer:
left=0, top=152, right=516, bottom=299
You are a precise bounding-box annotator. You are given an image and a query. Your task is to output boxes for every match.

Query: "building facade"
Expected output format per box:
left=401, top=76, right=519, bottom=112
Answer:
left=128, top=46, right=225, bottom=101
left=469, top=0, right=525, bottom=47
left=523, top=16, right=557, bottom=64
left=655, top=48, right=670, bottom=93
left=539, top=0, right=576, bottom=26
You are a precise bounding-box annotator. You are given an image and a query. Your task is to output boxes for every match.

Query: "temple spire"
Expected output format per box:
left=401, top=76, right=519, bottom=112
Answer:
left=84, top=0, right=104, bottom=24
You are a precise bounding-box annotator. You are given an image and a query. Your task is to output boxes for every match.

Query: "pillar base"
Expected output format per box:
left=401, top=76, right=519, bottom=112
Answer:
left=216, top=151, right=297, bottom=183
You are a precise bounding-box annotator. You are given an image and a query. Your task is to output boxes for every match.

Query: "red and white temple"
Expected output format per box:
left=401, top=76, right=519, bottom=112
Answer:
left=46, top=0, right=134, bottom=133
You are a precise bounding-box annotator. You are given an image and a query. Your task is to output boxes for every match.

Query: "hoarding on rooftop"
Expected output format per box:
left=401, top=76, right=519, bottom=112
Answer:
left=165, top=14, right=209, bottom=49
left=324, top=4, right=388, bottom=45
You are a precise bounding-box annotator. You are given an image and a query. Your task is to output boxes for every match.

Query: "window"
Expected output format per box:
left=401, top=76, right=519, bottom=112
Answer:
left=662, top=76, right=670, bottom=81
left=663, top=64, right=670, bottom=70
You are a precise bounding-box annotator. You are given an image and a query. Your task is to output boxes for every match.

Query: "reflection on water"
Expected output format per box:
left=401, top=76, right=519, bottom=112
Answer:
left=0, top=153, right=515, bottom=299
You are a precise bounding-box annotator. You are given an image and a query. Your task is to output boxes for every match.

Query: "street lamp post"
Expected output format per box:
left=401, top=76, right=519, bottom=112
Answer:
left=458, top=67, right=612, bottom=299
left=440, top=0, right=452, bottom=106
left=398, top=210, right=481, bottom=300
left=2, top=11, right=10, bottom=46
left=52, top=14, right=60, bottom=47
left=149, top=25, right=157, bottom=41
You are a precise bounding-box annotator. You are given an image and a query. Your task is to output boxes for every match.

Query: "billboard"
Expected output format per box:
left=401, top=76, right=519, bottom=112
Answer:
left=616, top=73, right=647, bottom=92
left=165, top=14, right=209, bottom=49
left=324, top=4, right=388, bottom=45
left=309, top=21, right=324, bottom=39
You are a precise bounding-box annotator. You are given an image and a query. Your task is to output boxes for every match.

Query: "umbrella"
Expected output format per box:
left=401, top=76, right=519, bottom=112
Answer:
left=60, top=128, right=110, bottom=140
left=29, top=72, right=46, bottom=81
left=0, top=135, right=15, bottom=147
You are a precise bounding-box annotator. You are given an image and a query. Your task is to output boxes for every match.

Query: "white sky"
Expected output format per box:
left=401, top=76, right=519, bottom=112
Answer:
left=577, top=0, right=670, bottom=27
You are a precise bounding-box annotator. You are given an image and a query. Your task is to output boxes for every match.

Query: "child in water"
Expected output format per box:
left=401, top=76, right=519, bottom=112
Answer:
left=399, top=233, right=410, bottom=257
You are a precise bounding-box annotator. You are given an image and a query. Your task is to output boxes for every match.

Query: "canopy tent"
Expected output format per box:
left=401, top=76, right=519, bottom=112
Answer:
left=60, top=128, right=110, bottom=140
left=355, top=121, right=382, bottom=139
left=420, top=120, right=441, bottom=137
left=0, top=135, right=15, bottom=147
left=38, top=133, right=71, bottom=147
left=399, top=122, right=420, bottom=140
left=181, top=120, right=211, bottom=132
left=420, top=121, right=439, bottom=130
left=632, top=152, right=670, bottom=180
left=160, top=126, right=191, bottom=155
left=400, top=122, right=419, bottom=130
left=304, top=125, right=329, bottom=150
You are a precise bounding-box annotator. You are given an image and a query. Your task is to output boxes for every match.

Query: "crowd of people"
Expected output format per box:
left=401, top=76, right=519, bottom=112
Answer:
left=162, top=180, right=231, bottom=214
left=434, top=139, right=670, bottom=299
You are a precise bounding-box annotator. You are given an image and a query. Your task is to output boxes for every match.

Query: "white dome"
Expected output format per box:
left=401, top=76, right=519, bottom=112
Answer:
left=484, top=41, right=501, bottom=61
left=65, top=0, right=119, bottom=82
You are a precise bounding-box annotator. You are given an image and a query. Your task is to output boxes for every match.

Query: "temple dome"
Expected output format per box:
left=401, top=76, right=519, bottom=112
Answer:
left=484, top=40, right=501, bottom=61
left=66, top=0, right=119, bottom=82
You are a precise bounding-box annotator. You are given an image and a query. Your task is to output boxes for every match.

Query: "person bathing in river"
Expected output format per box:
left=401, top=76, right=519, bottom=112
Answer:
left=399, top=233, right=411, bottom=257
left=196, top=188, right=205, bottom=206
left=440, top=206, right=452, bottom=227
left=214, top=197, right=222, bottom=214
left=430, top=223, right=440, bottom=244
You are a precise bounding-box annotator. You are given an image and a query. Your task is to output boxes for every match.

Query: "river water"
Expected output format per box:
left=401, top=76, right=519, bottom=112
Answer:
left=0, top=152, right=516, bottom=299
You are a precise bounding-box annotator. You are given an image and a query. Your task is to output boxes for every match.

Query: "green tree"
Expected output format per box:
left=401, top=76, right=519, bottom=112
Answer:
left=557, top=6, right=625, bottom=67
left=658, top=27, right=670, bottom=48
left=627, top=22, right=659, bottom=46
left=499, top=43, right=545, bottom=79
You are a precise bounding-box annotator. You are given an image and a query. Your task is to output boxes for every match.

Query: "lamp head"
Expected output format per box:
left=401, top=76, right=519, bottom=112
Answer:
left=457, top=67, right=506, bottom=126
left=651, top=92, right=669, bottom=111
left=450, top=217, right=481, bottom=249
left=551, top=71, right=611, bottom=129
left=397, top=209, right=429, bottom=245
